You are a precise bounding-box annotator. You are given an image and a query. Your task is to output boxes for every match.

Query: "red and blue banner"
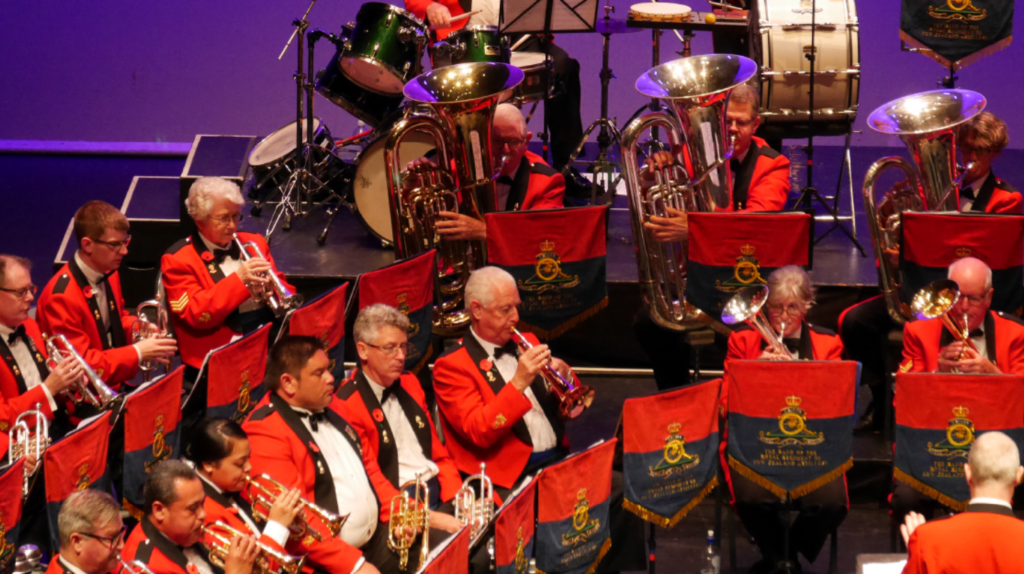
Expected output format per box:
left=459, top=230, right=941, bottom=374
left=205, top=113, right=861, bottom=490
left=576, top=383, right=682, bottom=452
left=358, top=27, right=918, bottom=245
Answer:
left=901, top=213, right=1024, bottom=315
left=358, top=250, right=435, bottom=373
left=621, top=379, right=720, bottom=527
left=204, top=324, right=271, bottom=423
left=45, top=412, right=111, bottom=550
left=901, top=0, right=1014, bottom=68
left=487, top=207, right=608, bottom=339
left=535, top=439, right=615, bottom=574
left=495, top=477, right=537, bottom=574
left=422, top=524, right=470, bottom=574
left=687, top=213, right=811, bottom=320
left=894, top=373, right=1024, bottom=511
left=725, top=361, right=857, bottom=499
left=0, top=458, right=25, bottom=572
left=289, top=282, right=349, bottom=382
left=123, top=367, right=184, bottom=519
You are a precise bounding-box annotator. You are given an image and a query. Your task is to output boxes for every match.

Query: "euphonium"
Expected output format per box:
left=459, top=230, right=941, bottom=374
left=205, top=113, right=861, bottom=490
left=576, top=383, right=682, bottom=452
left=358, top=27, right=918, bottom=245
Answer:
left=509, top=327, right=594, bottom=419
left=243, top=473, right=348, bottom=542
left=622, top=54, right=757, bottom=331
left=43, top=333, right=120, bottom=409
left=8, top=404, right=50, bottom=499
left=385, top=62, right=523, bottom=336
left=454, top=463, right=494, bottom=546
left=132, top=275, right=172, bottom=382
left=201, top=521, right=306, bottom=574
left=720, top=285, right=794, bottom=360
left=910, top=279, right=983, bottom=370
left=232, top=233, right=304, bottom=317
left=863, top=89, right=986, bottom=324
left=388, top=473, right=431, bottom=571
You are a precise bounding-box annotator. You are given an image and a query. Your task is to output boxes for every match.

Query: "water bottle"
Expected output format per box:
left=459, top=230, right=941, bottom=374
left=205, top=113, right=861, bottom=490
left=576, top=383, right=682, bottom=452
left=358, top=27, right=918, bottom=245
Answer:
left=351, top=120, right=366, bottom=138
left=700, top=529, right=720, bottom=574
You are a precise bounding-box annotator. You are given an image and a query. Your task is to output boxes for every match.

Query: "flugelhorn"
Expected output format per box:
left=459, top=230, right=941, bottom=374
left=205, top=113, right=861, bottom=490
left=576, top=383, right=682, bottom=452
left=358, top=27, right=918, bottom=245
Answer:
left=118, top=557, right=157, bottom=574
left=201, top=521, right=305, bottom=574
left=454, top=463, right=494, bottom=546
left=243, top=473, right=348, bottom=542
left=910, top=279, right=984, bottom=371
left=9, top=404, right=50, bottom=499
left=510, top=327, right=594, bottom=419
left=388, top=473, right=430, bottom=571
left=721, top=285, right=794, bottom=360
left=863, top=89, right=986, bottom=324
left=232, top=233, right=303, bottom=317
left=132, top=276, right=172, bottom=382
left=385, top=62, right=523, bottom=336
left=622, top=54, right=756, bottom=331
left=43, top=333, right=120, bottom=409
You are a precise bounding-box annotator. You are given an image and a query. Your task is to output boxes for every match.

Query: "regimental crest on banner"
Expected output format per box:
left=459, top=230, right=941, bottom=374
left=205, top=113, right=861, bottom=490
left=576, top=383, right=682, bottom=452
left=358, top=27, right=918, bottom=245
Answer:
left=649, top=423, right=699, bottom=478
left=900, top=0, right=1014, bottom=69
left=396, top=292, right=420, bottom=339
left=204, top=325, right=270, bottom=423
left=76, top=463, right=92, bottom=491
left=144, top=415, right=174, bottom=472
left=0, top=513, right=13, bottom=571
left=235, top=370, right=254, bottom=423
left=519, top=240, right=581, bottom=293
left=715, top=244, right=765, bottom=294
left=928, top=406, right=975, bottom=458
left=929, top=0, right=987, bottom=22
left=759, top=396, right=824, bottom=446
left=0, top=459, right=24, bottom=574
left=561, top=489, right=600, bottom=548
left=514, top=527, right=528, bottom=574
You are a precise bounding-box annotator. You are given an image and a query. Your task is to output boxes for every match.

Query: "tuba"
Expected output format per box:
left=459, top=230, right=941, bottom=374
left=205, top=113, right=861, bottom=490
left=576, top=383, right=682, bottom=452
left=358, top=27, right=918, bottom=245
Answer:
left=132, top=274, right=172, bottom=382
left=232, top=233, right=304, bottom=317
left=509, top=327, right=594, bottom=419
left=388, top=473, right=431, bottom=571
left=201, top=521, right=306, bottom=574
left=454, top=463, right=494, bottom=546
left=44, top=333, right=121, bottom=409
left=622, top=54, right=757, bottom=331
left=385, top=62, right=523, bottom=336
left=9, top=404, right=50, bottom=499
left=243, top=473, right=348, bottom=542
left=720, top=285, right=793, bottom=360
left=910, top=279, right=983, bottom=371
left=863, top=89, right=986, bottom=324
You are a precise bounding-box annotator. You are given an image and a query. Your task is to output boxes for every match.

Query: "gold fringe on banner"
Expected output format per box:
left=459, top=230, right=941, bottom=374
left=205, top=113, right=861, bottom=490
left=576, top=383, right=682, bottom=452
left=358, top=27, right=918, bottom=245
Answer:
left=899, top=30, right=1013, bottom=70
left=789, top=459, right=853, bottom=499
left=410, top=343, right=433, bottom=375
left=518, top=297, right=609, bottom=340
left=727, top=456, right=788, bottom=499
left=623, top=476, right=719, bottom=527
left=122, top=498, right=144, bottom=521
left=539, top=538, right=612, bottom=574
left=893, top=467, right=968, bottom=512
left=727, top=456, right=852, bottom=499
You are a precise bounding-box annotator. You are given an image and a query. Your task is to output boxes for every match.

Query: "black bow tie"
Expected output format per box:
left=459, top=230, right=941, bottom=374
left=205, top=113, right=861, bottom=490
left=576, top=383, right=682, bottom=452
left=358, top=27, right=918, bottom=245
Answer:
left=969, top=328, right=983, bottom=338
left=494, top=341, right=518, bottom=359
left=496, top=176, right=514, bottom=186
left=7, top=324, right=26, bottom=345
left=961, top=187, right=976, bottom=201
left=380, top=385, right=397, bottom=404
left=212, top=243, right=241, bottom=264
left=729, top=158, right=742, bottom=174
left=298, top=410, right=326, bottom=432
left=227, top=490, right=250, bottom=510
left=783, top=338, right=800, bottom=354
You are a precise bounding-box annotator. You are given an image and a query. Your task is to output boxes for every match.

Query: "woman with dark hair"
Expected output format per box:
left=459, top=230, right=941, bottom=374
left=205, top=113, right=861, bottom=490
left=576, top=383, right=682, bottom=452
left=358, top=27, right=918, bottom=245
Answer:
left=185, top=417, right=304, bottom=550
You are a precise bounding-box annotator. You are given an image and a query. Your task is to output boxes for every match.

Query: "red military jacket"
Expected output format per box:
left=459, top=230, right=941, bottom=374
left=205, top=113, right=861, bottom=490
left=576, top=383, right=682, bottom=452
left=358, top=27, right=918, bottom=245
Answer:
left=964, top=171, right=1022, bottom=214
left=161, top=231, right=294, bottom=369
left=336, top=370, right=463, bottom=515
left=243, top=392, right=382, bottom=574
left=405, top=0, right=469, bottom=39
left=37, top=258, right=137, bottom=389
left=903, top=503, right=1024, bottom=574
left=505, top=151, right=566, bottom=212
left=900, top=310, right=1024, bottom=375
left=725, top=322, right=844, bottom=362
left=432, top=330, right=569, bottom=490
left=716, top=136, right=791, bottom=213
left=43, top=556, right=81, bottom=574
left=123, top=518, right=212, bottom=574
left=199, top=477, right=289, bottom=554
left=0, top=318, right=56, bottom=430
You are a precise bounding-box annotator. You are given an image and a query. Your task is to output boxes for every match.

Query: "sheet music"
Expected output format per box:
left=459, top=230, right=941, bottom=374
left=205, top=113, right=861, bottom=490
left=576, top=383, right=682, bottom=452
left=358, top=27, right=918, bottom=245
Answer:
left=862, top=561, right=907, bottom=574
left=502, top=0, right=599, bottom=34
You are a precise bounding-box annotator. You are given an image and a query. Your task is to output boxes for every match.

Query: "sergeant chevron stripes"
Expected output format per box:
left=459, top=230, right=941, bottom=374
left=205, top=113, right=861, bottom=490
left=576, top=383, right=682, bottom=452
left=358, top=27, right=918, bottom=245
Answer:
left=169, top=292, right=188, bottom=312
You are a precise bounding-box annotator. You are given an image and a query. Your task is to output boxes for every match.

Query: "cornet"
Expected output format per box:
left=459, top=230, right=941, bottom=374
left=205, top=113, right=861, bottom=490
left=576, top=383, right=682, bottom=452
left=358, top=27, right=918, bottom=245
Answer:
left=118, top=557, right=157, bottom=574
left=132, top=296, right=172, bottom=382
left=509, top=327, right=594, bottom=419
left=388, top=473, right=430, bottom=571
left=454, top=463, right=494, bottom=546
left=243, top=473, right=348, bottom=542
left=8, top=405, right=49, bottom=499
left=202, top=521, right=305, bottom=574
left=232, top=233, right=303, bottom=317
left=43, top=333, right=121, bottom=409
left=721, top=285, right=794, bottom=360
left=910, top=279, right=986, bottom=372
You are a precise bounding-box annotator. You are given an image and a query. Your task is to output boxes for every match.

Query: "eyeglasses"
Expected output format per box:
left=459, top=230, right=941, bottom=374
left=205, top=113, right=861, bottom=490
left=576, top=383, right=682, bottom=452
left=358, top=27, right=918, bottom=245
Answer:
left=960, top=294, right=988, bottom=306
left=77, top=526, right=127, bottom=550
left=365, top=342, right=414, bottom=357
left=726, top=117, right=756, bottom=129
left=93, top=236, right=132, bottom=251
left=211, top=214, right=245, bottom=226
left=496, top=136, right=528, bottom=150
left=0, top=285, right=37, bottom=299
left=767, top=303, right=805, bottom=316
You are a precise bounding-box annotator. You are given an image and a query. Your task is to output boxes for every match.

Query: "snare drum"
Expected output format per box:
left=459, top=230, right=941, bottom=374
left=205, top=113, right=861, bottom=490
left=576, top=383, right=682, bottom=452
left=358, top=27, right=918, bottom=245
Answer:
left=432, top=26, right=511, bottom=68
left=249, top=119, right=348, bottom=193
left=316, top=54, right=404, bottom=128
left=341, top=3, right=428, bottom=95
left=757, top=0, right=860, bottom=126
left=628, top=3, right=693, bottom=23
left=510, top=52, right=553, bottom=105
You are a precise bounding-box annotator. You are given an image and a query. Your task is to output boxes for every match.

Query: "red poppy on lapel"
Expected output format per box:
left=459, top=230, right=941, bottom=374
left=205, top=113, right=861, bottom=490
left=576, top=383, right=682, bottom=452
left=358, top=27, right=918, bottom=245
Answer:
left=480, top=359, right=493, bottom=372
left=309, top=442, right=320, bottom=453
left=201, top=251, right=214, bottom=262
left=373, top=409, right=384, bottom=423
left=82, top=285, right=94, bottom=299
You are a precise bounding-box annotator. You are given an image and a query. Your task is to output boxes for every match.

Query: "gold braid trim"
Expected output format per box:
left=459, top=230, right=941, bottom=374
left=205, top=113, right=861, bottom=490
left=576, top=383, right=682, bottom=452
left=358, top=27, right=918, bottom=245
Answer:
left=623, top=476, right=719, bottom=527
left=537, top=538, right=612, bottom=574
left=728, top=456, right=852, bottom=499
left=727, top=455, right=787, bottom=499
left=789, top=458, right=853, bottom=499
left=893, top=467, right=968, bottom=512
left=518, top=297, right=608, bottom=340
left=122, top=498, right=144, bottom=521
left=410, top=343, right=433, bottom=375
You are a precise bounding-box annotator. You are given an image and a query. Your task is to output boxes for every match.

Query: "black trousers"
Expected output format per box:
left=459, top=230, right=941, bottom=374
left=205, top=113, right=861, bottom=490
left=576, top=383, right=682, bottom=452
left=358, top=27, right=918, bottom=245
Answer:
left=889, top=482, right=951, bottom=525
left=361, top=516, right=455, bottom=574
left=731, top=472, right=848, bottom=564
left=838, top=296, right=897, bottom=418
left=633, top=309, right=729, bottom=391
left=517, top=37, right=584, bottom=172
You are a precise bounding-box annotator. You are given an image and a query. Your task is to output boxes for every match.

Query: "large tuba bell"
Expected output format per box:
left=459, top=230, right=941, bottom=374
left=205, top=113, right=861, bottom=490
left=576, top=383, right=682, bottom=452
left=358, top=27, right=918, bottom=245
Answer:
left=44, top=333, right=121, bottom=410
left=863, top=89, right=986, bottom=324
left=385, top=62, right=523, bottom=336
left=622, top=54, right=757, bottom=331
left=720, top=285, right=794, bottom=360
left=9, top=404, right=50, bottom=499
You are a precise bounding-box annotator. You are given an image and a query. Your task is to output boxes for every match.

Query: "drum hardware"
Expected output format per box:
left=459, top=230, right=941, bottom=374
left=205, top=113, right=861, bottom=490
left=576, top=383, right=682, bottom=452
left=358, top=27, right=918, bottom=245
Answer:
left=431, top=26, right=510, bottom=68
left=388, top=473, right=431, bottom=571
left=14, top=545, right=43, bottom=574
left=244, top=473, right=348, bottom=542
left=9, top=405, right=50, bottom=499
left=510, top=327, right=595, bottom=419
left=232, top=233, right=304, bottom=316
left=202, top=521, right=306, bottom=574
left=44, top=333, right=121, bottom=410
left=132, top=278, right=172, bottom=383
left=340, top=3, right=429, bottom=96
left=454, top=463, right=495, bottom=546
left=910, top=279, right=987, bottom=373
left=862, top=89, right=985, bottom=324
left=721, top=285, right=795, bottom=360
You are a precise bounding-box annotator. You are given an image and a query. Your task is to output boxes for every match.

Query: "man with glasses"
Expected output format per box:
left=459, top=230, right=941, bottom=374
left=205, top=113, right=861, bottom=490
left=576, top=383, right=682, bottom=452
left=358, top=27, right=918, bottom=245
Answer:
left=161, top=177, right=294, bottom=383
left=47, top=489, right=125, bottom=574
left=337, top=304, right=464, bottom=540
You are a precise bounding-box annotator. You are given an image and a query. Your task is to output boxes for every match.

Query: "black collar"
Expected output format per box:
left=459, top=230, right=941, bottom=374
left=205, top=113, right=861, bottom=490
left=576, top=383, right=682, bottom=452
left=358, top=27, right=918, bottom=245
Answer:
left=758, top=321, right=814, bottom=359
left=198, top=475, right=258, bottom=533
left=730, top=142, right=761, bottom=211
left=67, top=257, right=126, bottom=350
left=506, top=155, right=533, bottom=212
left=140, top=517, right=197, bottom=574
left=964, top=502, right=1015, bottom=517
left=352, top=371, right=434, bottom=488
left=968, top=171, right=996, bottom=213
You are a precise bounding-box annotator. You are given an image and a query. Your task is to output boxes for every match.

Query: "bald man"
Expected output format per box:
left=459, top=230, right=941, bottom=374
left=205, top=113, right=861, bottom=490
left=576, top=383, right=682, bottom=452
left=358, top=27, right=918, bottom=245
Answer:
left=901, top=432, right=1024, bottom=573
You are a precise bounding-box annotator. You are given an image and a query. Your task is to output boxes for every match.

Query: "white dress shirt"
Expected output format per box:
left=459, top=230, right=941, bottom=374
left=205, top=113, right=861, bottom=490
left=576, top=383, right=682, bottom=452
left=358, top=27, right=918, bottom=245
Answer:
left=198, top=233, right=260, bottom=314
left=968, top=496, right=1012, bottom=509
left=73, top=252, right=142, bottom=363
left=0, top=323, right=57, bottom=411
left=182, top=547, right=217, bottom=574
left=468, top=0, right=500, bottom=27
left=969, top=323, right=987, bottom=361
left=195, top=471, right=291, bottom=547
left=293, top=407, right=379, bottom=548
left=365, top=374, right=439, bottom=486
left=469, top=328, right=558, bottom=452
left=959, top=170, right=990, bottom=212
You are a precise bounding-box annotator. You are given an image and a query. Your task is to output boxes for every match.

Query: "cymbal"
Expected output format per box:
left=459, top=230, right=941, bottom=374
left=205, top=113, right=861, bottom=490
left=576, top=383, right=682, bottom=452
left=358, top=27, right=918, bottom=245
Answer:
left=595, top=17, right=643, bottom=34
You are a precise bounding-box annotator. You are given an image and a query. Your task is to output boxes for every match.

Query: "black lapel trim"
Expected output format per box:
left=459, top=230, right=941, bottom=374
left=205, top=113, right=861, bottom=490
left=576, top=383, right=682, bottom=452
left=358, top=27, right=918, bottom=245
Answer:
left=0, top=338, right=29, bottom=395
left=985, top=310, right=996, bottom=364
left=199, top=476, right=258, bottom=534
left=964, top=502, right=1015, bottom=517
left=527, top=373, right=566, bottom=445
left=322, top=407, right=382, bottom=510
left=141, top=517, right=192, bottom=572
left=507, top=156, right=532, bottom=212
left=731, top=142, right=760, bottom=211
left=940, top=319, right=955, bottom=348
left=68, top=257, right=112, bottom=350
left=462, top=335, right=533, bottom=447
left=798, top=323, right=813, bottom=360
left=268, top=393, right=340, bottom=514
left=190, top=234, right=231, bottom=285
left=56, top=557, right=76, bottom=574
left=969, top=172, right=996, bottom=213
left=394, top=377, right=434, bottom=460
left=103, top=277, right=127, bottom=349
left=354, top=370, right=399, bottom=488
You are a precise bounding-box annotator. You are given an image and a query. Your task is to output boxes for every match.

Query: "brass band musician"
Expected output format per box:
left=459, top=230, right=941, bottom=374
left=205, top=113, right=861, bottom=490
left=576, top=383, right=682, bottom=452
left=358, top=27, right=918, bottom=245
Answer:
left=47, top=489, right=125, bottom=574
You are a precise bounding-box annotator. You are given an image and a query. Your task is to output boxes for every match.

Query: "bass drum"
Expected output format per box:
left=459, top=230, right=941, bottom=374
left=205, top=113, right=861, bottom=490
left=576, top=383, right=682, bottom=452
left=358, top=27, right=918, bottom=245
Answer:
left=352, top=126, right=436, bottom=246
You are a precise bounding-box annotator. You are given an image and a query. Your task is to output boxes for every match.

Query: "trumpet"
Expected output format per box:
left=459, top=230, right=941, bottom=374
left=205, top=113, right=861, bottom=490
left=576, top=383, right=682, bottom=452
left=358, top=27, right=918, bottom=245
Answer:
left=43, top=333, right=121, bottom=409
left=232, top=233, right=303, bottom=317
left=118, top=557, right=157, bottom=574
left=132, top=290, right=172, bottom=382
left=454, top=463, right=494, bottom=546
left=201, top=521, right=306, bottom=574
left=509, top=327, right=594, bottom=419
left=721, top=285, right=794, bottom=360
left=388, top=473, right=430, bottom=571
left=910, top=279, right=984, bottom=371
left=9, top=404, right=49, bottom=499
left=243, top=473, right=348, bottom=542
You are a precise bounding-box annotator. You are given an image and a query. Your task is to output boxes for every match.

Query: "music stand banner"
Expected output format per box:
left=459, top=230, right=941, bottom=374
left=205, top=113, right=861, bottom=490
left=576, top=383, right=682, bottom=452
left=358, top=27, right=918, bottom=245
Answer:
left=495, top=478, right=537, bottom=574
left=0, top=458, right=25, bottom=573
left=288, top=282, right=349, bottom=382
left=901, top=0, right=1014, bottom=68
left=687, top=213, right=811, bottom=320
left=123, top=367, right=184, bottom=519
left=894, top=373, right=1024, bottom=511
left=45, top=412, right=111, bottom=550
left=621, top=379, right=721, bottom=527
left=487, top=207, right=608, bottom=339
left=725, top=361, right=857, bottom=499
left=204, top=324, right=271, bottom=423
left=422, top=525, right=470, bottom=574
left=358, top=250, right=435, bottom=373
left=901, top=212, right=1024, bottom=315
left=535, top=439, right=615, bottom=574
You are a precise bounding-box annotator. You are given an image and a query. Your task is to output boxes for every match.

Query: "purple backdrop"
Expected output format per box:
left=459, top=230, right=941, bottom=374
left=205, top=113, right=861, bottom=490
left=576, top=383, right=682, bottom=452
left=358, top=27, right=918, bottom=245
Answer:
left=0, top=0, right=1018, bottom=148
